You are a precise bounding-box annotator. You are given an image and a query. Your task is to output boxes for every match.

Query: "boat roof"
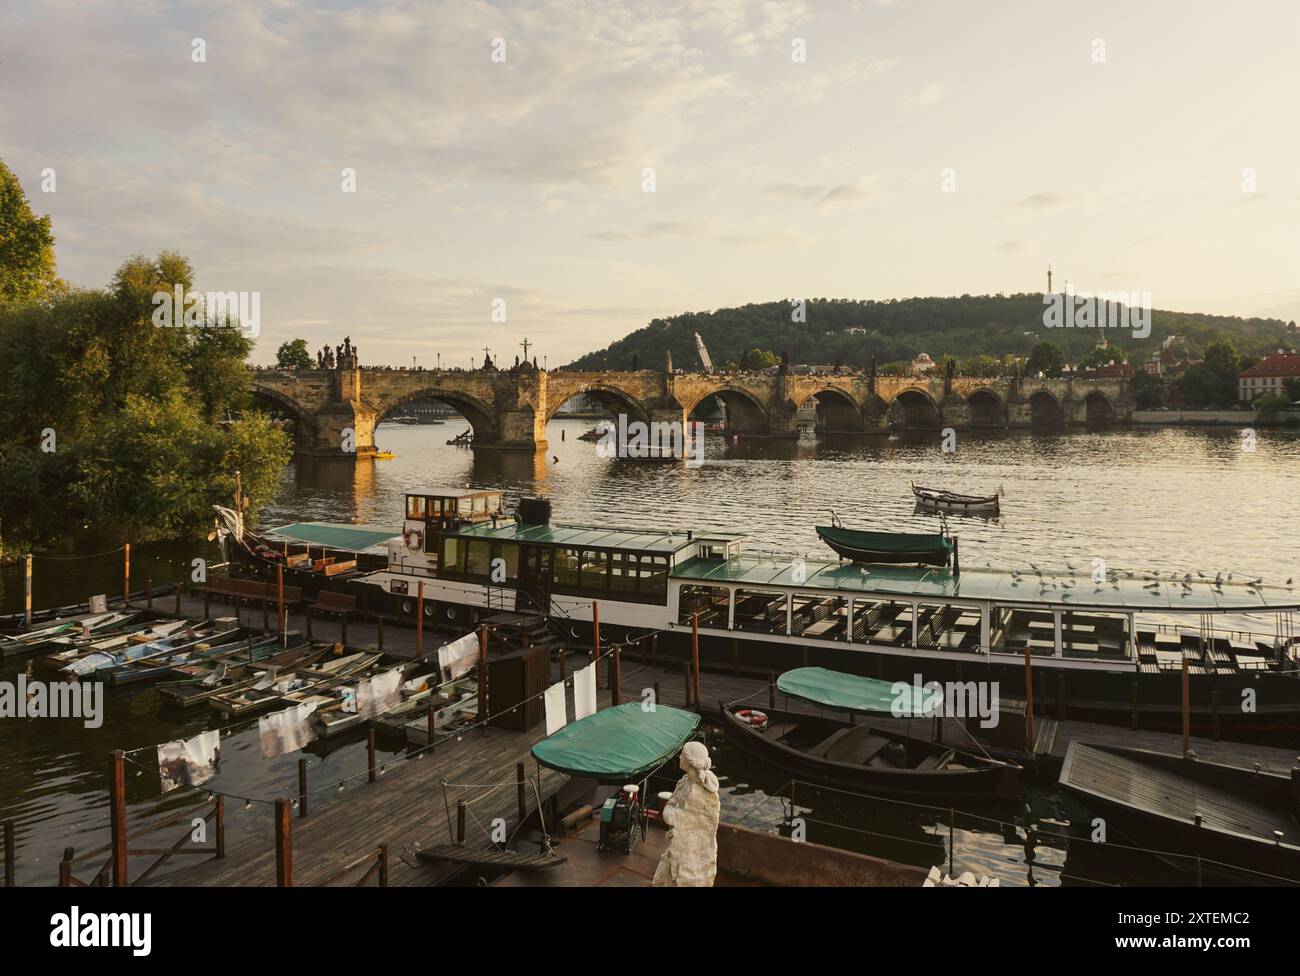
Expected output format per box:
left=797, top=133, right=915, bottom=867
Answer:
left=404, top=487, right=502, bottom=499
left=266, top=522, right=400, bottom=552
left=531, top=703, right=700, bottom=780
left=672, top=555, right=1300, bottom=612
left=777, top=667, right=934, bottom=717
left=439, top=520, right=719, bottom=556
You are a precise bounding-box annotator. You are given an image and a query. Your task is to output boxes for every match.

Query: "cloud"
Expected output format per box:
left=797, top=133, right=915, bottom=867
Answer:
left=999, top=241, right=1027, bottom=254
left=767, top=177, right=883, bottom=213
left=915, top=83, right=943, bottom=106
left=585, top=220, right=806, bottom=248
left=1005, top=192, right=1072, bottom=210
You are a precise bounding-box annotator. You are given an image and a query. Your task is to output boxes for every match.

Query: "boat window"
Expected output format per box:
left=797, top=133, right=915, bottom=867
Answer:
left=466, top=540, right=493, bottom=578
left=428, top=498, right=443, bottom=516
left=495, top=542, right=519, bottom=581
left=791, top=593, right=848, bottom=642
left=851, top=598, right=904, bottom=644
left=734, top=589, right=787, bottom=634
left=553, top=547, right=580, bottom=589
left=916, top=602, right=981, bottom=653
left=679, top=585, right=729, bottom=627
left=609, top=552, right=636, bottom=593
left=471, top=496, right=487, bottom=514
left=1062, top=610, right=1129, bottom=662
left=638, top=556, right=668, bottom=599
left=580, top=549, right=609, bottom=590
left=991, top=607, right=1054, bottom=655
left=407, top=496, right=425, bottom=520
left=440, top=536, right=464, bottom=576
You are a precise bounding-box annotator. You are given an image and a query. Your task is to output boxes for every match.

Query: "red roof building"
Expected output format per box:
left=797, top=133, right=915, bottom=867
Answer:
left=1239, top=349, right=1300, bottom=401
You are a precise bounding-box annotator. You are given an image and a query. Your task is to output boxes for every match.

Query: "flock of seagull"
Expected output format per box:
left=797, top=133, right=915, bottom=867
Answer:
left=1001, top=561, right=1293, bottom=596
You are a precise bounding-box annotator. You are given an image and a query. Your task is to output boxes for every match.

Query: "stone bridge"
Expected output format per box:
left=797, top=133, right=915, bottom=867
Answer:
left=248, top=358, right=1134, bottom=456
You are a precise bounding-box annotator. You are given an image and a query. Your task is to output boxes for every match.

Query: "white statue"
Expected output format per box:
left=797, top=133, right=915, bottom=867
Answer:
left=652, top=740, right=720, bottom=887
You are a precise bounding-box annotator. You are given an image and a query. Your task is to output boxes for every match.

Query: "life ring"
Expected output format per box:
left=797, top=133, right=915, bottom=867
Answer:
left=735, top=709, right=768, bottom=730
left=404, top=528, right=423, bottom=550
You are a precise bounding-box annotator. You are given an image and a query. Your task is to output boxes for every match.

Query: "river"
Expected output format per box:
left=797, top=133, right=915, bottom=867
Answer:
left=3, top=420, right=1298, bottom=885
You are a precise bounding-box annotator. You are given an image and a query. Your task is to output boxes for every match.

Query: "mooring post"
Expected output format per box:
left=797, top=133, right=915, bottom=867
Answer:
left=123, top=543, right=130, bottom=606
left=376, top=613, right=384, bottom=652
left=456, top=801, right=467, bottom=845
left=146, top=579, right=153, bottom=609
left=298, top=758, right=309, bottom=818
left=108, top=750, right=127, bottom=886
left=277, top=564, right=285, bottom=643
left=274, top=798, right=292, bottom=887
left=24, top=554, right=32, bottom=628
left=3, top=819, right=14, bottom=887
left=416, top=581, right=425, bottom=659
left=516, top=762, right=527, bottom=824
left=593, top=601, right=601, bottom=687
left=692, top=612, right=702, bottom=707
left=1023, top=646, right=1034, bottom=750
left=611, top=644, right=622, bottom=705
left=58, top=847, right=73, bottom=888
left=654, top=682, right=661, bottom=709
left=478, top=625, right=488, bottom=731
left=215, top=795, right=225, bottom=859
left=1181, top=657, right=1191, bottom=756
left=378, top=844, right=389, bottom=887
left=368, top=730, right=377, bottom=783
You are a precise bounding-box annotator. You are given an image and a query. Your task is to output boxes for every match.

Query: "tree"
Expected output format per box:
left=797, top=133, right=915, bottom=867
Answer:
left=0, top=158, right=59, bottom=305
left=1026, top=341, right=1065, bottom=377
left=1130, top=369, right=1163, bottom=409
left=742, top=348, right=779, bottom=370
left=277, top=338, right=314, bottom=370
left=1253, top=392, right=1290, bottom=421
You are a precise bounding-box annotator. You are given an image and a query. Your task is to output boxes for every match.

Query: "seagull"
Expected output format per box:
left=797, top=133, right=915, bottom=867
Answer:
left=1251, top=577, right=1263, bottom=587
left=1288, top=578, right=1294, bottom=586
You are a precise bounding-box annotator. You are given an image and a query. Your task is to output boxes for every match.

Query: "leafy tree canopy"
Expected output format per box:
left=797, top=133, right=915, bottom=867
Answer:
left=0, top=158, right=59, bottom=304
left=277, top=338, right=314, bottom=370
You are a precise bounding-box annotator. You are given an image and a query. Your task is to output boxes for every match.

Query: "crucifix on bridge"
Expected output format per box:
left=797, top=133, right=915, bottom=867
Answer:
left=520, top=337, right=532, bottom=361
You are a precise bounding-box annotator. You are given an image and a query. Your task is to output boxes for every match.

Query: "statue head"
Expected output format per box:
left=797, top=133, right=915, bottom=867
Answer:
left=679, top=740, right=719, bottom=792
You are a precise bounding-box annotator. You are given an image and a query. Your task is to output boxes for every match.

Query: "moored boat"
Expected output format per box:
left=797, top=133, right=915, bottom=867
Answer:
left=721, top=667, right=1021, bottom=799
left=911, top=481, right=1001, bottom=515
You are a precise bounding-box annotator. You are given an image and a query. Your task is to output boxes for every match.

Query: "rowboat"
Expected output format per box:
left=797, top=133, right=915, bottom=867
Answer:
left=1060, top=742, right=1300, bottom=882
left=720, top=667, right=1020, bottom=799
left=156, top=641, right=325, bottom=710
left=314, top=664, right=432, bottom=737
left=911, top=481, right=1001, bottom=515
left=40, top=619, right=191, bottom=671
left=6, top=611, right=140, bottom=658
left=815, top=520, right=955, bottom=568
left=63, top=625, right=232, bottom=679
left=208, top=651, right=382, bottom=718
left=103, top=629, right=250, bottom=687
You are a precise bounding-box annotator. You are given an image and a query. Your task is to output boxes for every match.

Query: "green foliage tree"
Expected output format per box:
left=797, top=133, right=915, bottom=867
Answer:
left=1253, top=392, right=1290, bottom=421
left=742, top=348, right=779, bottom=370
left=0, top=159, right=59, bottom=305
left=1026, top=341, right=1065, bottom=377
left=276, top=338, right=314, bottom=370
left=1130, top=369, right=1163, bottom=409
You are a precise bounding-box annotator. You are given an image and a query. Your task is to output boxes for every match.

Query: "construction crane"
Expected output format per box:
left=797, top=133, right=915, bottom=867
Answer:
left=693, top=331, right=714, bottom=373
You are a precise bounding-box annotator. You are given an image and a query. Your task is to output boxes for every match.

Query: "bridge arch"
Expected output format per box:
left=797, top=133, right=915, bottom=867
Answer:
left=544, top=382, right=648, bottom=424
left=965, top=388, right=1006, bottom=427
left=249, top=385, right=316, bottom=451
left=888, top=388, right=942, bottom=429
left=683, top=385, right=770, bottom=435
left=1082, top=388, right=1115, bottom=423
left=1027, top=389, right=1066, bottom=427
left=377, top=388, right=498, bottom=443
left=805, top=387, right=863, bottom=432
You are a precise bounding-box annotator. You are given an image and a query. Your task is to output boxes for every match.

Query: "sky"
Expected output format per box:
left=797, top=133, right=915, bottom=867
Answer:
left=3, top=0, right=1298, bottom=367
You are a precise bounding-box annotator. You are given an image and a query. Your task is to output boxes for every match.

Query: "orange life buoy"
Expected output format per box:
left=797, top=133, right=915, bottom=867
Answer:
left=735, top=709, right=768, bottom=730
left=404, top=528, right=423, bottom=550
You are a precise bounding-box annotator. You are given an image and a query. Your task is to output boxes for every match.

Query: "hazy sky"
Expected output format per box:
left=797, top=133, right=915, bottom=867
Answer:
left=4, top=0, right=1298, bottom=366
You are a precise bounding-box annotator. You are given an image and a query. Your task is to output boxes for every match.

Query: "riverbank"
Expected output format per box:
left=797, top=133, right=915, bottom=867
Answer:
left=1131, top=408, right=1300, bottom=426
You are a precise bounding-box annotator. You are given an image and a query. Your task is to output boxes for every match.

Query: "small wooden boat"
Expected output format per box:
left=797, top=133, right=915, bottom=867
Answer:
left=8, top=611, right=140, bottom=658
left=63, top=625, right=230, bottom=679
left=103, top=628, right=248, bottom=687
left=208, top=651, right=381, bottom=718
left=816, top=517, right=955, bottom=568
left=41, top=619, right=192, bottom=671
left=721, top=668, right=1020, bottom=799
left=911, top=481, right=1001, bottom=515
left=157, top=641, right=325, bottom=710
left=1059, top=742, right=1300, bottom=883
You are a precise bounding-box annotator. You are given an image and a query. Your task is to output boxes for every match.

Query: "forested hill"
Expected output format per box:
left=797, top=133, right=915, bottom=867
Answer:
left=565, top=295, right=1294, bottom=371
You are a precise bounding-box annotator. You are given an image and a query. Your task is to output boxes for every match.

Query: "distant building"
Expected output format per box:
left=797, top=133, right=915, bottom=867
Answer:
left=1072, top=361, right=1134, bottom=381
left=1239, top=349, right=1300, bottom=401
left=911, top=352, right=935, bottom=376
left=1143, top=338, right=1197, bottom=378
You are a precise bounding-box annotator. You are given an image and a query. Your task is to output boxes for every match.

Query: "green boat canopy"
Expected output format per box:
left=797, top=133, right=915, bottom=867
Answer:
left=531, top=703, right=701, bottom=781
left=815, top=526, right=953, bottom=567
left=777, top=667, right=940, bottom=718
left=266, top=522, right=400, bottom=552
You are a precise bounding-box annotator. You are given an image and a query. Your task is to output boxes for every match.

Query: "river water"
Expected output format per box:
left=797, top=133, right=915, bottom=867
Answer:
left=3, top=420, right=1298, bottom=885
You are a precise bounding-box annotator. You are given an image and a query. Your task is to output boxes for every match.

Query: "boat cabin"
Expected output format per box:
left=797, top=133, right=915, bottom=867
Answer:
left=405, top=488, right=504, bottom=538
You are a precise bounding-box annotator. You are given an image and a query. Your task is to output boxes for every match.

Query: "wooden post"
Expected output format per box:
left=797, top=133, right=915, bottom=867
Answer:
left=24, top=554, right=32, bottom=628
left=214, top=795, right=225, bottom=858
left=3, top=819, right=14, bottom=887
left=416, top=581, right=425, bottom=659
left=653, top=682, right=661, bottom=708
left=456, top=801, right=467, bottom=844
left=768, top=672, right=776, bottom=711
left=1023, top=646, right=1034, bottom=750
left=146, top=579, right=153, bottom=609
left=692, top=612, right=702, bottom=707
left=376, top=613, right=384, bottom=652
left=108, top=750, right=127, bottom=886
left=1181, top=657, right=1191, bottom=756
left=274, top=798, right=293, bottom=887
left=516, top=762, right=527, bottom=824
left=367, top=729, right=377, bottom=783
left=651, top=633, right=658, bottom=669
left=58, top=848, right=73, bottom=888
left=378, top=844, right=389, bottom=887
left=298, top=758, right=309, bottom=817
left=477, top=625, right=488, bottom=729
left=277, top=564, right=286, bottom=646
left=593, top=601, right=601, bottom=686
left=611, top=644, right=622, bottom=706
left=123, top=543, right=130, bottom=606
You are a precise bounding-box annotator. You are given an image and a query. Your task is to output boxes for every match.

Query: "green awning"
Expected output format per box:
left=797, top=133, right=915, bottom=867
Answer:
left=777, top=667, right=939, bottom=718
left=532, top=703, right=700, bottom=781
left=816, top=526, right=953, bottom=566
left=266, top=522, right=400, bottom=552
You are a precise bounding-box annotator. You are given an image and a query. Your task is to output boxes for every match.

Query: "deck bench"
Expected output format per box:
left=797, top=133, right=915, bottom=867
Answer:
left=305, top=590, right=357, bottom=641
